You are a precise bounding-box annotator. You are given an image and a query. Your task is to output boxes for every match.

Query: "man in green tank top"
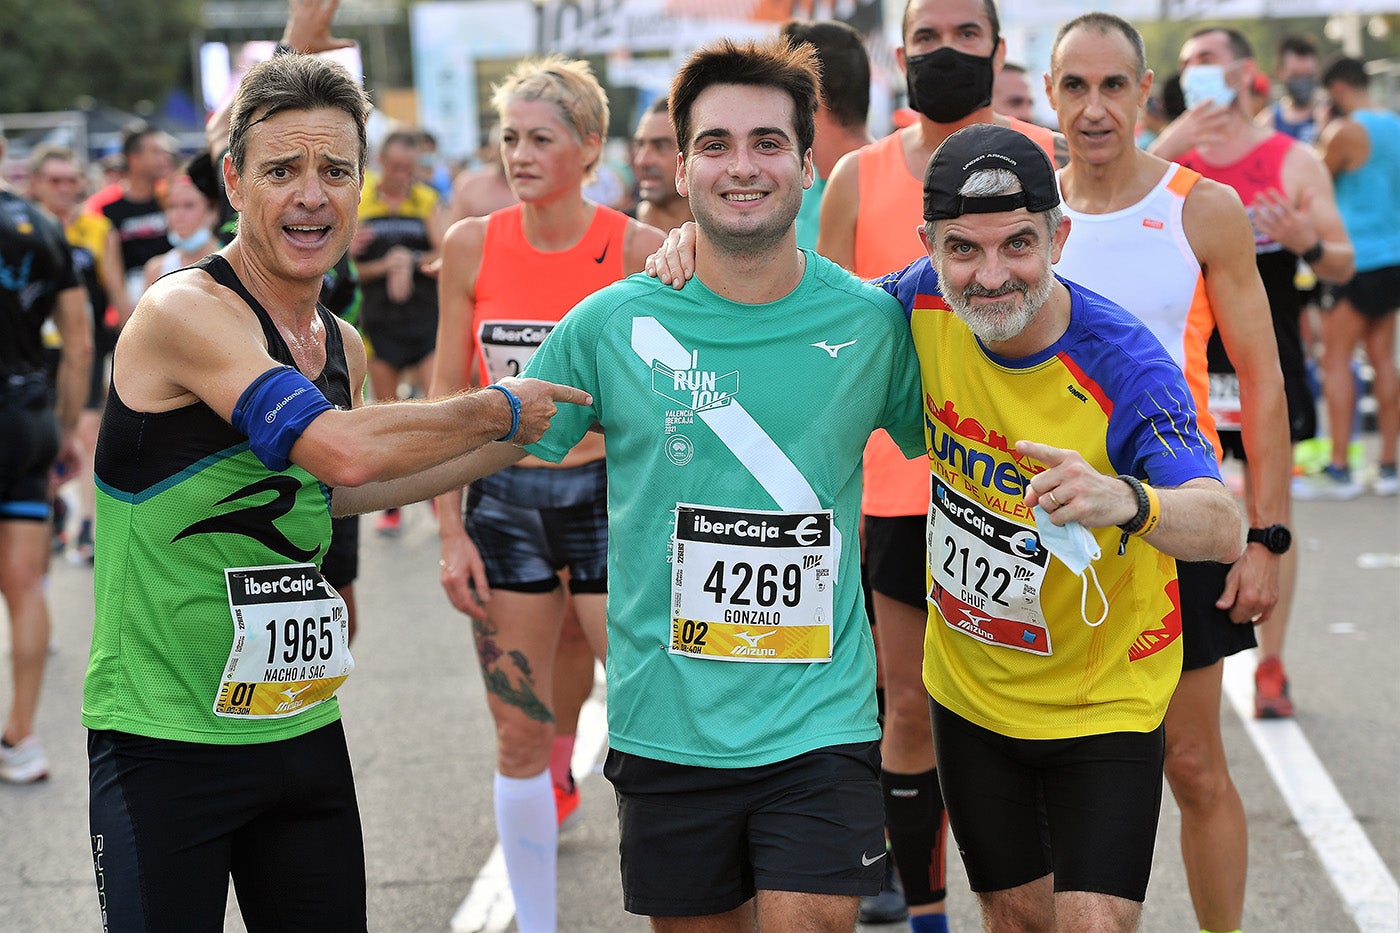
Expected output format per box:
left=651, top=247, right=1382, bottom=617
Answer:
left=82, top=10, right=589, bottom=930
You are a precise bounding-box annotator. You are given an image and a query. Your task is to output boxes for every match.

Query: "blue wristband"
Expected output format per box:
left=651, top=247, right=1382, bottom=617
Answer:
left=484, top=384, right=521, bottom=443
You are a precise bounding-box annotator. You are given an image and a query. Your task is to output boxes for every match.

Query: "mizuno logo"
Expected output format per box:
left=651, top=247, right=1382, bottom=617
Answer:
left=811, top=339, right=857, bottom=358
left=281, top=684, right=313, bottom=701
left=861, top=850, right=887, bottom=867
left=734, top=630, right=777, bottom=648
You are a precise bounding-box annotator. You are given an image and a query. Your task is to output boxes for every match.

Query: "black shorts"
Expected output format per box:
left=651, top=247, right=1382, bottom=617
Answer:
left=605, top=741, right=887, bottom=917
left=0, top=373, right=59, bottom=522
left=864, top=514, right=926, bottom=609
left=321, top=514, right=360, bottom=590
left=1177, top=560, right=1256, bottom=671
left=85, top=327, right=117, bottom=410
left=359, top=294, right=438, bottom=370
left=88, top=721, right=367, bottom=933
left=1334, top=264, right=1400, bottom=319
left=930, top=699, right=1163, bottom=903
left=465, top=460, right=607, bottom=593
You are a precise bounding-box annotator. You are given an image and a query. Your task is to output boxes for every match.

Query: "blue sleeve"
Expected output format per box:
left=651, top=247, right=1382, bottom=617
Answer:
left=1107, top=359, right=1222, bottom=487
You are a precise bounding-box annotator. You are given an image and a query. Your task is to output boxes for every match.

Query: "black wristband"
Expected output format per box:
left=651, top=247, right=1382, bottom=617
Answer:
left=1117, top=474, right=1150, bottom=534
left=1300, top=240, right=1323, bottom=264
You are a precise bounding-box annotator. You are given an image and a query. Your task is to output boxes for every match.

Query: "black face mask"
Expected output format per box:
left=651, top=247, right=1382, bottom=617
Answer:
left=1284, top=76, right=1316, bottom=107
left=906, top=46, right=996, bottom=124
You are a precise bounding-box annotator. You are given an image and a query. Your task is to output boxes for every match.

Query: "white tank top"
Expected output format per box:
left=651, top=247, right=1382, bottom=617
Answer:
left=1054, top=162, right=1219, bottom=449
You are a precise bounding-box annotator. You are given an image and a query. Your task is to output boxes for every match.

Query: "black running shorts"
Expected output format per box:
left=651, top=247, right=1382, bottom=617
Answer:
left=605, top=741, right=887, bottom=917
left=1177, top=559, right=1257, bottom=671
left=1334, top=264, right=1400, bottom=319
left=321, top=514, right=360, bottom=590
left=88, top=721, right=367, bottom=933
left=864, top=514, right=927, bottom=610
left=930, top=699, right=1164, bottom=903
left=0, top=374, right=60, bottom=522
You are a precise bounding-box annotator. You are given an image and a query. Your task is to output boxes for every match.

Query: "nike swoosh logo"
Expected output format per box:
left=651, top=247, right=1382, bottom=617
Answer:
left=593, top=242, right=609, bottom=264
left=861, top=851, right=886, bottom=867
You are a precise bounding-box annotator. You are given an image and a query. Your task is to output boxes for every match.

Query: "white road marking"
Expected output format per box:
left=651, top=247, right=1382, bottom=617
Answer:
left=450, top=663, right=609, bottom=933
left=1222, top=650, right=1400, bottom=932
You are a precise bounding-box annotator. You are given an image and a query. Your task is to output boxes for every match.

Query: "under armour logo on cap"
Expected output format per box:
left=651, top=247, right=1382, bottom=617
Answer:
left=922, top=123, right=1060, bottom=222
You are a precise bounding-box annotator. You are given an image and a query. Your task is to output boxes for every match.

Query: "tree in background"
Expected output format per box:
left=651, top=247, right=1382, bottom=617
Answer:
left=0, top=0, right=203, bottom=114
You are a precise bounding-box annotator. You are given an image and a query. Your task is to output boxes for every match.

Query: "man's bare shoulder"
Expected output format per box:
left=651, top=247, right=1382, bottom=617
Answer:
left=130, top=266, right=250, bottom=335
left=117, top=265, right=273, bottom=411
left=1180, top=174, right=1256, bottom=267
left=1280, top=136, right=1333, bottom=189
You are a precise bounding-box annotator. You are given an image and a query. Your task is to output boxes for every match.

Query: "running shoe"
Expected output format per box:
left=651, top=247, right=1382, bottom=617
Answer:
left=1254, top=656, right=1295, bottom=719
left=857, top=853, right=908, bottom=924
left=1291, top=464, right=1363, bottom=501
left=1374, top=465, right=1399, bottom=497
left=554, top=777, right=581, bottom=831
left=0, top=735, right=51, bottom=784
left=67, top=521, right=95, bottom=566
left=374, top=508, right=402, bottom=537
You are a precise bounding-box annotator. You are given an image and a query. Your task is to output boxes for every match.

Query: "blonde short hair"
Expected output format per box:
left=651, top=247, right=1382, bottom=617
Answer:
left=492, top=56, right=609, bottom=178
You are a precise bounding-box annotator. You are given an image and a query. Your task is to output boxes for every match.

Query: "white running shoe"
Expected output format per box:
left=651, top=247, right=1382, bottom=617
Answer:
left=0, top=735, right=50, bottom=784
left=1292, top=466, right=1363, bottom=501
left=1374, top=467, right=1399, bottom=497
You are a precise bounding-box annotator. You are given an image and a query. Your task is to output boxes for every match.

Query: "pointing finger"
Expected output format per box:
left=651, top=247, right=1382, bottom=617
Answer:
left=550, top=383, right=593, bottom=407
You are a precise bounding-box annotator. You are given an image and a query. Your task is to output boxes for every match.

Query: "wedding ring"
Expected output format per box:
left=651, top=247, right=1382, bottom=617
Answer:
left=1047, top=490, right=1060, bottom=509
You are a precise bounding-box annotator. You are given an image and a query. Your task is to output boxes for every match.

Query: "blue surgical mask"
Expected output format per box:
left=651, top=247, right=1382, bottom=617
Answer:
left=168, top=226, right=212, bottom=254
left=1181, top=64, right=1236, bottom=110
left=1032, top=505, right=1109, bottom=627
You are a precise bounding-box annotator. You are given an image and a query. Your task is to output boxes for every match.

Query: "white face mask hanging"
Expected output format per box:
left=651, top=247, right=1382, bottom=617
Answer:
left=1032, top=506, right=1109, bottom=627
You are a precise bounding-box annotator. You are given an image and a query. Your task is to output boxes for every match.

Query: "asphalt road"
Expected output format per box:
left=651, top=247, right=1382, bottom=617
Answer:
left=2, top=477, right=1396, bottom=932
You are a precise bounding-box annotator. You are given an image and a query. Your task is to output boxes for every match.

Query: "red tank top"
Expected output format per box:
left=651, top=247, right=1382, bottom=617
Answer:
left=1179, top=132, right=1293, bottom=252
left=472, top=203, right=630, bottom=381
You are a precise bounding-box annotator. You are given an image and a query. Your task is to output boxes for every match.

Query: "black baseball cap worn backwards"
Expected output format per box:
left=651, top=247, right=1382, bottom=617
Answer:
left=922, top=123, right=1060, bottom=222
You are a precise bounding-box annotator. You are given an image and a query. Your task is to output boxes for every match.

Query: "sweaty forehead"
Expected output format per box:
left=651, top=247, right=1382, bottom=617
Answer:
left=247, top=108, right=358, bottom=157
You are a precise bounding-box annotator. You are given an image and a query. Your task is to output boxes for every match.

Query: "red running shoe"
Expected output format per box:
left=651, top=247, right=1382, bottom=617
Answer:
left=554, top=777, right=581, bottom=830
left=1254, top=656, right=1295, bottom=719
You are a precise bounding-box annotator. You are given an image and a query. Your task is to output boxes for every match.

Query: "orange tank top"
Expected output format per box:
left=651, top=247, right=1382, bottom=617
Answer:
left=854, top=118, right=1057, bottom=517
left=472, top=203, right=630, bottom=382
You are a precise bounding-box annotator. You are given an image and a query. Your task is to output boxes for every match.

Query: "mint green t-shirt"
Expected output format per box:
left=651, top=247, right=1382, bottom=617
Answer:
left=524, top=250, right=925, bottom=768
left=794, top=173, right=827, bottom=251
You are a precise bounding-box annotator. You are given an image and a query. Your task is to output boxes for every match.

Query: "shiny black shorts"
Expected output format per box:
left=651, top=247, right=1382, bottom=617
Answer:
left=465, top=460, right=607, bottom=592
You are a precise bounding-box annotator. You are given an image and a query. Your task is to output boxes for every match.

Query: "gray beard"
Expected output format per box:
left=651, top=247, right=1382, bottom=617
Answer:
left=934, top=254, right=1056, bottom=344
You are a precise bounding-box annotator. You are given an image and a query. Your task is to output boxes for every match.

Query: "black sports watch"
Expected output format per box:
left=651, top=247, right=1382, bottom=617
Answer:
left=1247, top=524, right=1292, bottom=554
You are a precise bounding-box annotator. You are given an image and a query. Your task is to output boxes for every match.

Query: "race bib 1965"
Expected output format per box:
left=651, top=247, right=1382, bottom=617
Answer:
left=217, top=563, right=354, bottom=719
left=670, top=504, right=834, bottom=662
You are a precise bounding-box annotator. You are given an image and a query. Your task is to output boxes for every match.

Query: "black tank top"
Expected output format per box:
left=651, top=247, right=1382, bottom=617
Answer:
left=97, top=255, right=353, bottom=494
